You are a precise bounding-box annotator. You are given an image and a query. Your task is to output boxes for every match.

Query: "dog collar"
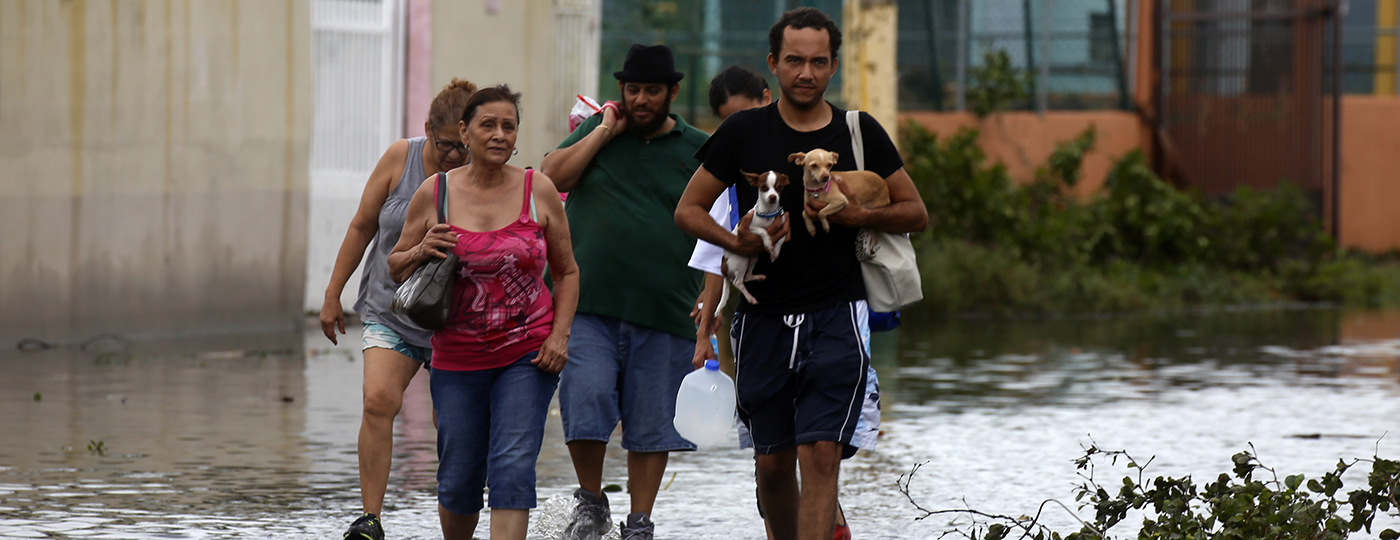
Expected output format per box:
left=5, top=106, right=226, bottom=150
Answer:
left=755, top=207, right=785, bottom=219
left=805, top=182, right=831, bottom=194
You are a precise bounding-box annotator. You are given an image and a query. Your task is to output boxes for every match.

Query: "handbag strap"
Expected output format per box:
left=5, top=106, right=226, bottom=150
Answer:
left=847, top=110, right=865, bottom=172
left=435, top=172, right=449, bottom=225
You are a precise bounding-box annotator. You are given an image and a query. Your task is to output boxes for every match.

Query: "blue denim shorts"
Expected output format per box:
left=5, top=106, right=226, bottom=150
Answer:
left=431, top=352, right=558, bottom=514
left=559, top=313, right=697, bottom=452
left=362, top=321, right=431, bottom=366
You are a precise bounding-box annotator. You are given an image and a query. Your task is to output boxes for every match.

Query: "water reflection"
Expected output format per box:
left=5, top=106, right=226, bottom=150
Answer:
left=0, top=309, right=1397, bottom=539
left=883, top=307, right=1398, bottom=413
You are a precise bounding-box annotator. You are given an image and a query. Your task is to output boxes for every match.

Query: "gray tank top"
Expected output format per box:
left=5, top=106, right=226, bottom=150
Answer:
left=354, top=137, right=434, bottom=348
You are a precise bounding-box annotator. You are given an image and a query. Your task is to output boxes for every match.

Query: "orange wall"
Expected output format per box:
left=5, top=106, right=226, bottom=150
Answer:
left=1339, top=96, right=1400, bottom=252
left=899, top=111, right=1148, bottom=199
left=901, top=100, right=1400, bottom=252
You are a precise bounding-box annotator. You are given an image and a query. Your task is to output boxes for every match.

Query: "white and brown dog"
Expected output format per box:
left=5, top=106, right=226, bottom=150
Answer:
left=789, top=148, right=891, bottom=235
left=722, top=170, right=789, bottom=304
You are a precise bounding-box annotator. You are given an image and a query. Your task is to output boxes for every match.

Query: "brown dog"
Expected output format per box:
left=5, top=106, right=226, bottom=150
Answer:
left=789, top=148, right=890, bottom=235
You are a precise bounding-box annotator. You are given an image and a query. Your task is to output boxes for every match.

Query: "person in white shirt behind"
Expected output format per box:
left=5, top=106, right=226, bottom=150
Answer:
left=688, top=65, right=771, bottom=361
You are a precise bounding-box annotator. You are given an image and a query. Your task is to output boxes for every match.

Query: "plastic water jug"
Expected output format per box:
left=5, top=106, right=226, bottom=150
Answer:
left=673, top=359, right=736, bottom=447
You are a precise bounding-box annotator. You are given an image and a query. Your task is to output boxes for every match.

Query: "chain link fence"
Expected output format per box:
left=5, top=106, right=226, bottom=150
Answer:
left=591, top=0, right=1398, bottom=123
left=897, top=0, right=1137, bottom=112
left=597, top=0, right=843, bottom=129
left=1341, top=0, right=1400, bottom=95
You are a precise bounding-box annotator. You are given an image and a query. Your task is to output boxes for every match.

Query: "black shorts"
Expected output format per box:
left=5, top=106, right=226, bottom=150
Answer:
left=731, top=301, right=870, bottom=458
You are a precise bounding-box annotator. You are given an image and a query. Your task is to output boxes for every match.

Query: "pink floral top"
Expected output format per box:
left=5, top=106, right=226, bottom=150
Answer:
left=431, top=169, right=554, bottom=371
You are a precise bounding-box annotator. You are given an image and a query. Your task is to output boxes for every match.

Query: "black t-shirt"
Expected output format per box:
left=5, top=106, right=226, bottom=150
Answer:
left=694, top=101, right=904, bottom=315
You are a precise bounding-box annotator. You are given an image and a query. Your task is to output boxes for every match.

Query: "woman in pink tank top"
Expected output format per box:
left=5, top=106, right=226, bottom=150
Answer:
left=388, top=85, right=579, bottom=540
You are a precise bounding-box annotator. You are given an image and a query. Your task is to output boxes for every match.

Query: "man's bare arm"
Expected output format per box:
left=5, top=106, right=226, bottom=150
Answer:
left=675, top=166, right=737, bottom=249
left=675, top=166, right=790, bottom=257
left=539, top=107, right=624, bottom=192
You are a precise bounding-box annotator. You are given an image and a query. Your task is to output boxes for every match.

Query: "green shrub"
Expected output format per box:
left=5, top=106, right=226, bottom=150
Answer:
left=1090, top=151, right=1212, bottom=267
left=905, top=124, right=1026, bottom=250
left=900, top=123, right=1398, bottom=313
left=1208, top=182, right=1336, bottom=272
left=966, top=49, right=1031, bottom=118
left=1038, top=125, right=1097, bottom=189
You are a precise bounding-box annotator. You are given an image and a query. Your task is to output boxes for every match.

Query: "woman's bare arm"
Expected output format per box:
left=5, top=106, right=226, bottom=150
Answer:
left=319, top=140, right=409, bottom=343
left=532, top=171, right=579, bottom=373
left=387, top=179, right=458, bottom=283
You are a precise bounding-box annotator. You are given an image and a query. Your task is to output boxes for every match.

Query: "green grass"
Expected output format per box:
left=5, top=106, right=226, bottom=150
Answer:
left=916, top=238, right=1400, bottom=315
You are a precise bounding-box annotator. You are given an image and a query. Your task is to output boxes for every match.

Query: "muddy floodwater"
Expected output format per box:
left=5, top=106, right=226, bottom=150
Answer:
left=3, top=308, right=1400, bottom=539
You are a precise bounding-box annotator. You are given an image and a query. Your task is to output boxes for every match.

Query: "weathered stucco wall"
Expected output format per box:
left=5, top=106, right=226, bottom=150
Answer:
left=0, top=0, right=312, bottom=345
left=431, top=1, right=580, bottom=170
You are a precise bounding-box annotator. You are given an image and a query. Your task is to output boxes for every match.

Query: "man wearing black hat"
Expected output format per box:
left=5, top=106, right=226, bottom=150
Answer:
left=540, top=43, right=710, bottom=540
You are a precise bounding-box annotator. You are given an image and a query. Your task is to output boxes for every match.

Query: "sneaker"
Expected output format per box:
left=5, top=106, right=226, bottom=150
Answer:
left=619, top=511, right=654, bottom=540
left=343, top=513, right=384, bottom=540
left=562, top=488, right=611, bottom=540
left=833, top=522, right=852, bottom=540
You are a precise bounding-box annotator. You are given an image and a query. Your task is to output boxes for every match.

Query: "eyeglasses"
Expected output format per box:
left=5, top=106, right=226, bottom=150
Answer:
left=432, top=136, right=467, bottom=155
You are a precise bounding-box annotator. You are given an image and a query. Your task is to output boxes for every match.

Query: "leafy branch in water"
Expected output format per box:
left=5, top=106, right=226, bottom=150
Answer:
left=899, top=461, right=1101, bottom=539
left=901, top=443, right=1400, bottom=539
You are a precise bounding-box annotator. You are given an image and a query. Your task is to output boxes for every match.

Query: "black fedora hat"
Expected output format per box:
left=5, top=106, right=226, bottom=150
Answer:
left=613, top=44, right=685, bottom=85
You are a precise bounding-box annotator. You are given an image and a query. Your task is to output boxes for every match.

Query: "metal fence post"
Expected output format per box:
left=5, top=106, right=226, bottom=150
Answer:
left=704, top=0, right=721, bottom=81
left=926, top=0, right=946, bottom=110
left=1108, top=0, right=1130, bottom=110
left=1024, top=0, right=1037, bottom=110
left=1038, top=0, right=1051, bottom=112
left=1333, top=0, right=1344, bottom=240
left=1126, top=0, right=1137, bottom=105
left=956, top=0, right=967, bottom=112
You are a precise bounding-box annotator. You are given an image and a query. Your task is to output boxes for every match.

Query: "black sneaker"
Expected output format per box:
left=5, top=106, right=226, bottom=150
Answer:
left=562, top=488, right=611, bottom=540
left=343, top=512, right=384, bottom=540
left=619, top=511, right=654, bottom=540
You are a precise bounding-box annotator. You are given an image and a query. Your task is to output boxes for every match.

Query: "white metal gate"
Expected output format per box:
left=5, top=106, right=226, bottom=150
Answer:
left=306, top=0, right=405, bottom=313
left=553, top=0, right=603, bottom=133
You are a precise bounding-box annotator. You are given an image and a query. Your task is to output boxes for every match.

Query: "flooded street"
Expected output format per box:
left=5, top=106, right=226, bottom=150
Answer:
left=3, top=308, right=1400, bottom=539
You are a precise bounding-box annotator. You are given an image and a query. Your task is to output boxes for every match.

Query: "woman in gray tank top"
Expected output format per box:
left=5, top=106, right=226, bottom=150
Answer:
left=319, top=79, right=478, bottom=540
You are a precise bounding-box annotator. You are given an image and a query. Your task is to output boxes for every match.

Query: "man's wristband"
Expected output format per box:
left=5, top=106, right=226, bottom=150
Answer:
left=594, top=124, right=611, bottom=134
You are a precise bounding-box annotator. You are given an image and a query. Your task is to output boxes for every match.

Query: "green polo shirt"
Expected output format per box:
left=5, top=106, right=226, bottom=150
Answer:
left=555, top=113, right=708, bottom=339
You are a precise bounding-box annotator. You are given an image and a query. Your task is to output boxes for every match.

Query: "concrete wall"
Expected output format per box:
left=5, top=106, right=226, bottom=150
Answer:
left=0, top=0, right=312, bottom=345
left=900, top=110, right=1148, bottom=198
left=430, top=1, right=583, bottom=170
left=1339, top=96, right=1400, bottom=252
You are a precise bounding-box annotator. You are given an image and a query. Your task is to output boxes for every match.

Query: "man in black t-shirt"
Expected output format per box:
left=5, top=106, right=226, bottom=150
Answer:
left=674, top=8, right=928, bottom=540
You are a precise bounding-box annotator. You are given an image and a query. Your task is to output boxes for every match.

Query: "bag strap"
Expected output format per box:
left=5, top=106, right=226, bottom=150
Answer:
left=522, top=168, right=537, bottom=222
left=435, top=172, right=449, bottom=225
left=847, top=110, right=865, bottom=172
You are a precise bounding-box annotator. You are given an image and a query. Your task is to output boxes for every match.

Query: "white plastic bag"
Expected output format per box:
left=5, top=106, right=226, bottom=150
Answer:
left=568, top=94, right=620, bottom=133
left=569, top=95, right=601, bottom=132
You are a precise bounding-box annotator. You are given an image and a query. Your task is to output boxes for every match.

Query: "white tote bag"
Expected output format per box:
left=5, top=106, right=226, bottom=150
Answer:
left=848, top=110, right=923, bottom=312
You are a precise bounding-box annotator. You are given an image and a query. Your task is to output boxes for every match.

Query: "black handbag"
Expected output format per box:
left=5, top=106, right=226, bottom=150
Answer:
left=391, top=172, right=458, bottom=330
